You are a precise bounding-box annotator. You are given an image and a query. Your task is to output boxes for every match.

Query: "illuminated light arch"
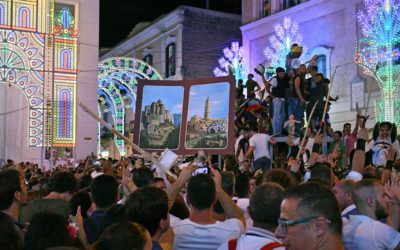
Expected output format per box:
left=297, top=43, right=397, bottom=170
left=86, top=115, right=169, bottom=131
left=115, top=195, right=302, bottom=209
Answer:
left=59, top=49, right=72, bottom=69
left=263, top=17, right=308, bottom=70
left=356, top=0, right=400, bottom=125
left=58, top=89, right=72, bottom=138
left=18, top=6, right=31, bottom=28
left=0, top=4, right=5, bottom=25
left=98, top=57, right=162, bottom=156
left=213, top=41, right=249, bottom=85
left=0, top=0, right=79, bottom=149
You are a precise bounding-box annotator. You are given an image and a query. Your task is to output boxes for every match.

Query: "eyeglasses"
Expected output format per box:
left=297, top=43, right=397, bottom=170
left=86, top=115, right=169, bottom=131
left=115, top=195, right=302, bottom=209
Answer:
left=277, top=216, right=331, bottom=234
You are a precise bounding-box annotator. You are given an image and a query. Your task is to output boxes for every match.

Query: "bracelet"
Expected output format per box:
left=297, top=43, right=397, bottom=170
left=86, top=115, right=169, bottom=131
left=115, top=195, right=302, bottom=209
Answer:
left=312, top=144, right=321, bottom=153
left=385, top=160, right=394, bottom=171
left=356, top=139, right=366, bottom=151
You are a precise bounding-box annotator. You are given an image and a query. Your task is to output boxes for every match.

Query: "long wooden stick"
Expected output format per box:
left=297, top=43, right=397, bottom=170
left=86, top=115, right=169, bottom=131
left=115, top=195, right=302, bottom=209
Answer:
left=78, top=102, right=177, bottom=179
left=322, top=66, right=339, bottom=122
left=297, top=101, right=319, bottom=159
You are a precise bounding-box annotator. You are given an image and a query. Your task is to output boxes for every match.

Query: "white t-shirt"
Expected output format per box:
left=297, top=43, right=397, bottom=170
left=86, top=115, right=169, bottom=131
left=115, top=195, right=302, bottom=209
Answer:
left=218, top=227, right=284, bottom=250
left=342, top=215, right=400, bottom=250
left=172, top=217, right=245, bottom=250
left=249, top=133, right=271, bottom=161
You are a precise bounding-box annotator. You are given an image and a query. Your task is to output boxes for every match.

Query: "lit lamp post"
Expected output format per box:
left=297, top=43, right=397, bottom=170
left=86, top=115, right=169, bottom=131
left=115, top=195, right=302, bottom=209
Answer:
left=356, top=0, right=400, bottom=125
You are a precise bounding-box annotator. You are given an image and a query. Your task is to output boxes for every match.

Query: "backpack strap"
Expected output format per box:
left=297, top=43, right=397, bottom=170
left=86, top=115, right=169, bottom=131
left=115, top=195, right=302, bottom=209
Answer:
left=260, top=242, right=284, bottom=250
left=228, top=238, right=238, bottom=250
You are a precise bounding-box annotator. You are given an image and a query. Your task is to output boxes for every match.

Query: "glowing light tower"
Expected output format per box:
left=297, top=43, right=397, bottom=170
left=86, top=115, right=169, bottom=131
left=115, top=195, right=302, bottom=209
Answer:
left=356, top=0, right=400, bottom=125
left=213, top=41, right=249, bottom=85
left=263, top=17, right=307, bottom=71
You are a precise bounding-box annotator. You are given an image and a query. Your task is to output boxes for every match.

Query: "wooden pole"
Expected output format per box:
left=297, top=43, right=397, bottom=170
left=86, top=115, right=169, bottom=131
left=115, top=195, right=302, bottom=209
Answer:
left=78, top=102, right=177, bottom=179
left=297, top=101, right=319, bottom=159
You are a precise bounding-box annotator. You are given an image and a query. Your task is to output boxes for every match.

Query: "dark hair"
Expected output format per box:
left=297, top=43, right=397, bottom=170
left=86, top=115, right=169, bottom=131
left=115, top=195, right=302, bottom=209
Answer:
left=221, top=171, right=235, bottom=197
left=343, top=123, right=351, bottom=129
left=323, top=78, right=330, bottom=83
left=154, top=177, right=164, bottom=183
left=263, top=168, right=295, bottom=189
left=310, top=164, right=333, bottom=188
left=0, top=212, right=23, bottom=250
left=235, top=173, right=250, bottom=198
left=90, top=175, right=118, bottom=209
left=310, top=65, right=318, bottom=72
left=0, top=169, right=22, bottom=210
left=93, top=222, right=148, bottom=250
left=78, top=175, right=92, bottom=191
left=47, top=172, right=78, bottom=194
left=24, top=211, right=82, bottom=250
left=334, top=131, right=343, bottom=137
left=125, top=186, right=168, bottom=236
left=187, top=174, right=216, bottom=210
left=70, top=191, right=91, bottom=218
left=131, top=167, right=154, bottom=188
left=99, top=204, right=127, bottom=236
left=214, top=171, right=236, bottom=214
left=223, top=155, right=238, bottom=176
left=283, top=182, right=342, bottom=235
left=249, top=183, right=283, bottom=227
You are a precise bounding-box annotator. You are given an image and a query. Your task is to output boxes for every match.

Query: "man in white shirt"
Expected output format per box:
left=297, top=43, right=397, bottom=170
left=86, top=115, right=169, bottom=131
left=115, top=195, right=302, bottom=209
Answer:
left=218, top=182, right=285, bottom=250
left=332, top=179, right=358, bottom=220
left=342, top=179, right=400, bottom=250
left=245, top=130, right=276, bottom=171
left=170, top=167, right=245, bottom=250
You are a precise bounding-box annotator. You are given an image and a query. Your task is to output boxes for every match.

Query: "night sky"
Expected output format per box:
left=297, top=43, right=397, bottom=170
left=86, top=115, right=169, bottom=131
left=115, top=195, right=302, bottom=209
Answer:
left=99, top=0, right=241, bottom=48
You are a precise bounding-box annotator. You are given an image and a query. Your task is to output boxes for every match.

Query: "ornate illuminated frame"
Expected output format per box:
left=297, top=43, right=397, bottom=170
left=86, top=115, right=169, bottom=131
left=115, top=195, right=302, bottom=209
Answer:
left=98, top=57, right=162, bottom=155
left=0, top=0, right=79, bottom=147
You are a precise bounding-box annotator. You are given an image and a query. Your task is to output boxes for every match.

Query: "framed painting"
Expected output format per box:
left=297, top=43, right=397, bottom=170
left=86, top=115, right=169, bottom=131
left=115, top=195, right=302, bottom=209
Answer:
left=133, top=76, right=235, bottom=155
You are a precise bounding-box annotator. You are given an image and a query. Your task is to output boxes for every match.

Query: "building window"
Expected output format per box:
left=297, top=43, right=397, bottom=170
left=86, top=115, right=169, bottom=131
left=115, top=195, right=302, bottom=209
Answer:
left=143, top=54, right=153, bottom=66
left=165, top=43, right=176, bottom=78
left=282, top=0, right=307, bottom=10
left=306, top=46, right=332, bottom=79
left=316, top=54, right=327, bottom=77
left=260, top=0, right=270, bottom=18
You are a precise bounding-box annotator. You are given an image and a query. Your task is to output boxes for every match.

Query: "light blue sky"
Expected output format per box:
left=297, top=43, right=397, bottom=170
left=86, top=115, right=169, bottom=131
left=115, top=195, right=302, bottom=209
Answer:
left=187, top=82, right=230, bottom=119
left=142, top=85, right=184, bottom=114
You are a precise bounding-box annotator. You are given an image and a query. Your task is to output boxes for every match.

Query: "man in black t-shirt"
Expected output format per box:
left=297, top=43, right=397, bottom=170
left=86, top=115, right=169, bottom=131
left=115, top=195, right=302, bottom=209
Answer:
left=264, top=67, right=290, bottom=135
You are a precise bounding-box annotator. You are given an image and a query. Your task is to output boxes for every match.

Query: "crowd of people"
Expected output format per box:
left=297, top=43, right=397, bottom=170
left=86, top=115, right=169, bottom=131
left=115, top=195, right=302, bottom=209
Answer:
left=2, top=48, right=400, bottom=250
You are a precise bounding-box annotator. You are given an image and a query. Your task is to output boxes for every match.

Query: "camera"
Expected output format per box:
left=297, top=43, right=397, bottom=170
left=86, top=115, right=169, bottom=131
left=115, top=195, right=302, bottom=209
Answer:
left=92, top=160, right=101, bottom=167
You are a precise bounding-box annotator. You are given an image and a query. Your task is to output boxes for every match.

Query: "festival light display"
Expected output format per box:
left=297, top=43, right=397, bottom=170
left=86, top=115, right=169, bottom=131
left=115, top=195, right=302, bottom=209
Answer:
left=263, top=17, right=307, bottom=70
left=356, top=0, right=400, bottom=125
left=213, top=41, right=249, bottom=85
left=0, top=0, right=79, bottom=147
left=98, top=57, right=162, bottom=155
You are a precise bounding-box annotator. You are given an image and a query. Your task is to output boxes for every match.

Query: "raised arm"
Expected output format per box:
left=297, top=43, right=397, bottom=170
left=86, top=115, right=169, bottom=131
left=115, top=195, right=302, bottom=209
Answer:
left=210, top=167, right=245, bottom=226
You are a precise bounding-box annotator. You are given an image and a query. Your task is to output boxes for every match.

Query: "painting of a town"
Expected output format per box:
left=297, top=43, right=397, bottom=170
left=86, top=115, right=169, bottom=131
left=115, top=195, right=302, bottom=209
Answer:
left=138, top=86, right=183, bottom=149
left=185, top=83, right=230, bottom=149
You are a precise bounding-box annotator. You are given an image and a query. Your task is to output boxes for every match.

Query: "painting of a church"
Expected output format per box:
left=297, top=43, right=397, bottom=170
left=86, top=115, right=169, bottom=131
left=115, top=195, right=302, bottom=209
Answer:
left=186, top=95, right=228, bottom=149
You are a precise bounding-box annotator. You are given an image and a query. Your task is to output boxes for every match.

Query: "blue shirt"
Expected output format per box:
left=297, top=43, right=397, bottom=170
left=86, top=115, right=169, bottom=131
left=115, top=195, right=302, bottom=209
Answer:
left=83, top=209, right=107, bottom=244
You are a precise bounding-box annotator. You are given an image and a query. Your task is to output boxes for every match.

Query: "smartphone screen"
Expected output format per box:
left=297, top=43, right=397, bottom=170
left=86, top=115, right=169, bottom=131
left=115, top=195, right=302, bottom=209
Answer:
left=193, top=166, right=209, bottom=176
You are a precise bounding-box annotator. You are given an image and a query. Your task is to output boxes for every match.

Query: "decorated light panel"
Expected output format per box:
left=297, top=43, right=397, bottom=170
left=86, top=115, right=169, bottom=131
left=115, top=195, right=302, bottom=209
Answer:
left=0, top=0, right=79, bottom=147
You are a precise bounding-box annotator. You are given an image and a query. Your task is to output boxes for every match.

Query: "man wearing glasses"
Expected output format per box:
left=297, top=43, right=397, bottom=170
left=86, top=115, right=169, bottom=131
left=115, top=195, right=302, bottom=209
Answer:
left=275, top=182, right=344, bottom=250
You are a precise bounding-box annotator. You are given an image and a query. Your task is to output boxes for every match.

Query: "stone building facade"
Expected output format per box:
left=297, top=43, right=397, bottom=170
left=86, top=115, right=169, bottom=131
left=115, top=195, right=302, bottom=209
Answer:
left=100, top=6, right=242, bottom=80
